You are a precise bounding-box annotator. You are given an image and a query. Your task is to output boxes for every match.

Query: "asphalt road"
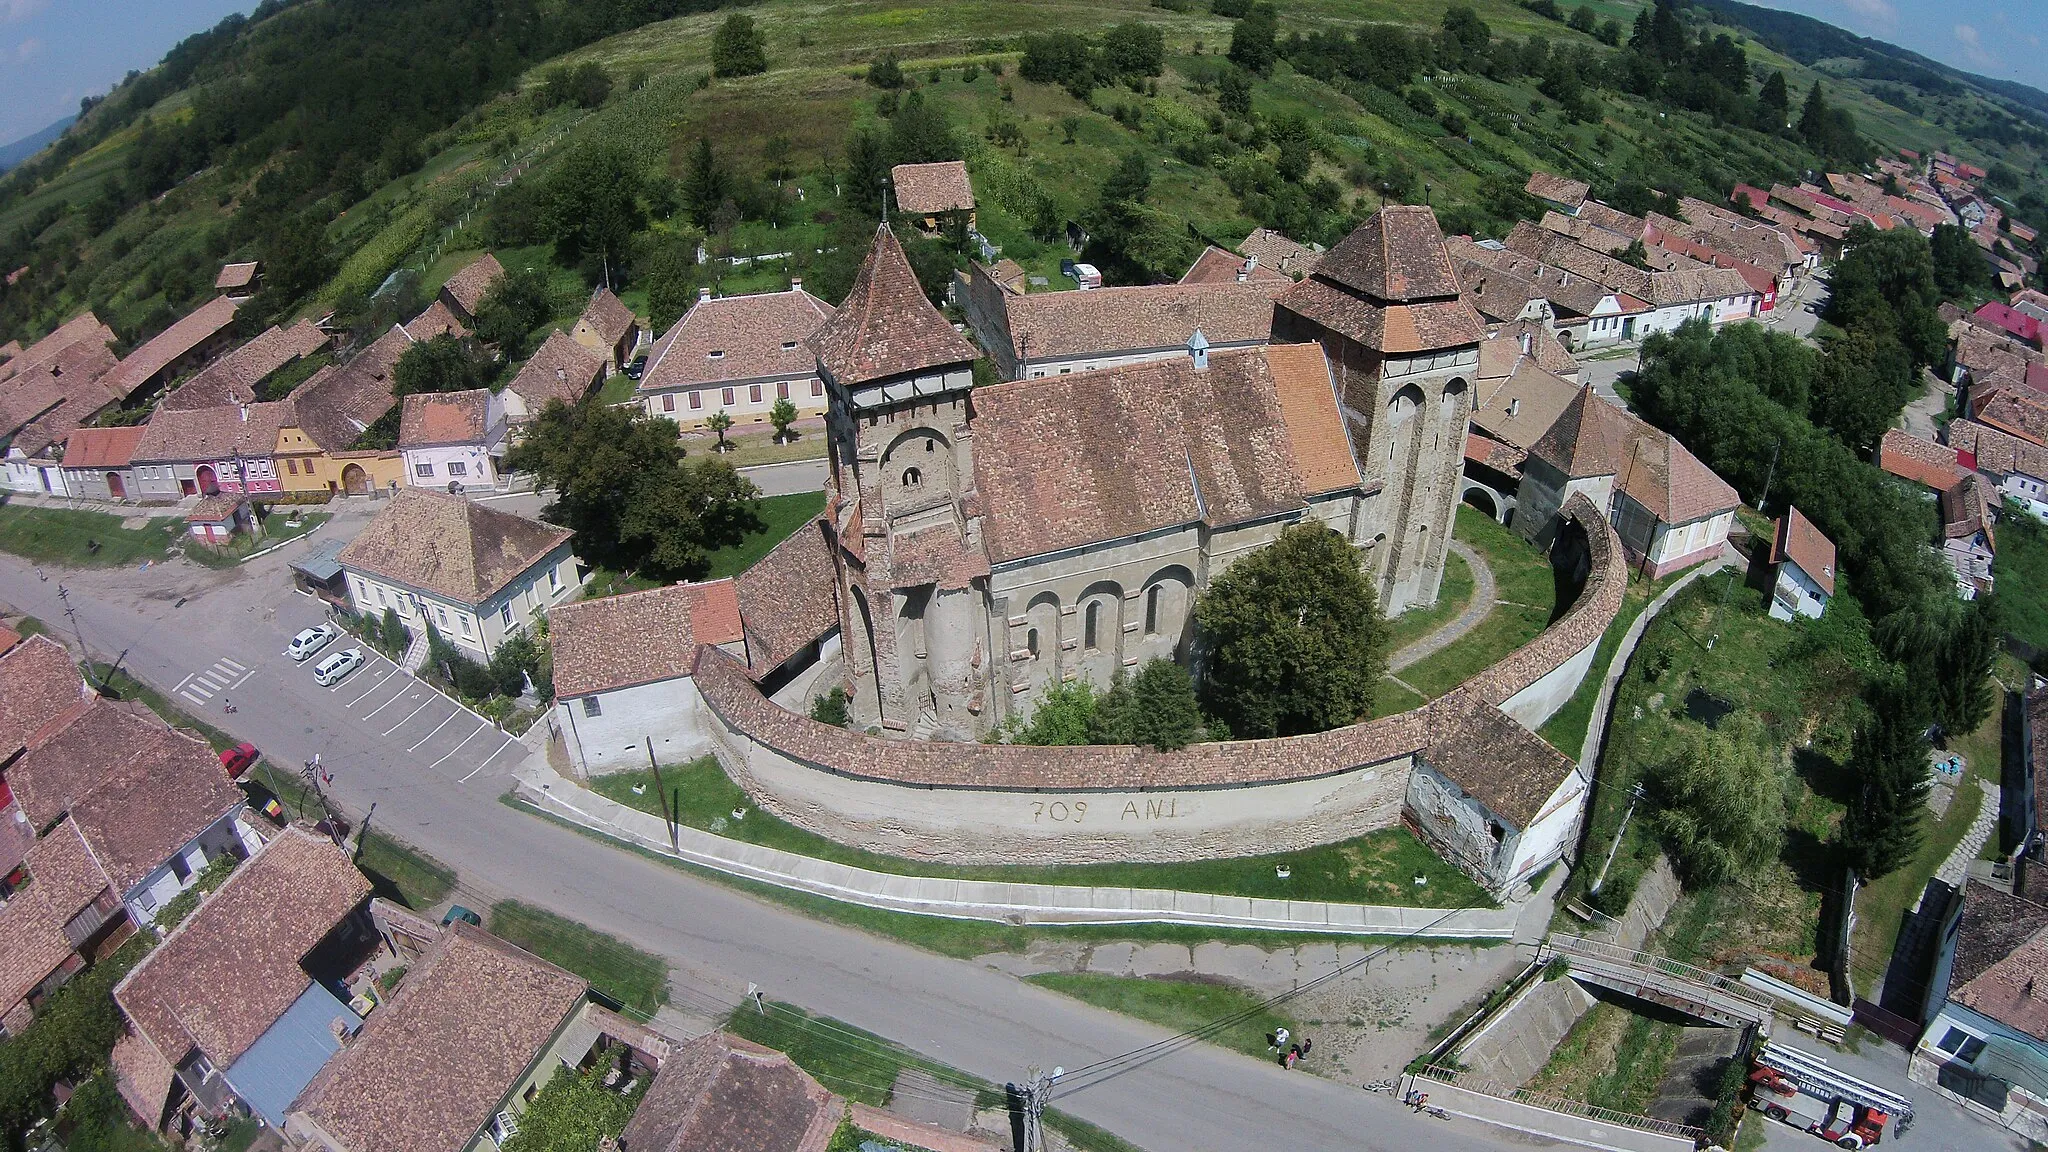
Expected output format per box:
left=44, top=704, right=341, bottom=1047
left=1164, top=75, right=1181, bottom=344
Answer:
left=0, top=540, right=1525, bottom=1152
left=1576, top=273, right=1830, bottom=412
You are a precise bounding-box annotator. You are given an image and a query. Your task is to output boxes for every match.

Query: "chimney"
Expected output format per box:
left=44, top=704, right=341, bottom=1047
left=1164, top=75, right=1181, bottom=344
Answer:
left=790, top=277, right=803, bottom=292
left=698, top=286, right=713, bottom=303
left=1521, top=331, right=1532, bottom=354
left=1238, top=255, right=1257, bottom=283
left=556, top=369, right=566, bottom=383
left=239, top=403, right=248, bottom=423
left=1187, top=327, right=1210, bottom=371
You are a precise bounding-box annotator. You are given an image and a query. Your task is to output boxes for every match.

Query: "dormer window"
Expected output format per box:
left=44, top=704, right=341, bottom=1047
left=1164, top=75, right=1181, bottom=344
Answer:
left=1507, top=399, right=1521, bottom=417
left=782, top=341, right=798, bottom=351
left=708, top=350, right=724, bottom=360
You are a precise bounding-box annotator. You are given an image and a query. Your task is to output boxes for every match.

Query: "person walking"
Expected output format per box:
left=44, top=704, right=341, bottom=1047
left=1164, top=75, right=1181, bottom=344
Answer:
left=1272, top=1026, right=1289, bottom=1052
left=1299, top=1038, right=1312, bottom=1058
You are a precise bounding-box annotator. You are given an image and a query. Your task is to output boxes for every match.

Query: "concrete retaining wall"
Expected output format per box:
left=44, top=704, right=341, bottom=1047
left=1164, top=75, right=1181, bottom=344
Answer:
left=1399, top=1075, right=1698, bottom=1152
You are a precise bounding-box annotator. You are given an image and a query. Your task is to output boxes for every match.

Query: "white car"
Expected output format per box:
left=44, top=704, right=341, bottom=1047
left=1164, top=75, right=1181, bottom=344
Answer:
left=313, top=647, right=365, bottom=687
left=287, top=623, right=339, bottom=661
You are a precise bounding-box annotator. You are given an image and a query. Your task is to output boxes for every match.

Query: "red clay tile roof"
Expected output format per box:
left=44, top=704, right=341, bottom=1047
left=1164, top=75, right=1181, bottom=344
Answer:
left=1772, top=507, right=1836, bottom=596
left=1949, top=881, right=2048, bottom=1041
left=289, top=325, right=412, bottom=452
left=0, top=312, right=117, bottom=386
left=0, top=634, right=90, bottom=762
left=134, top=399, right=295, bottom=465
left=185, top=493, right=245, bottom=524
left=398, top=388, right=493, bottom=449
left=115, top=828, right=369, bottom=1067
left=291, top=922, right=587, bottom=1152
left=1878, top=428, right=1964, bottom=489
left=1003, top=280, right=1283, bottom=362
left=440, top=254, right=505, bottom=319
left=575, top=288, right=637, bottom=347
left=103, top=296, right=239, bottom=399
left=1281, top=279, right=1486, bottom=354
left=811, top=224, right=976, bottom=387
left=549, top=579, right=743, bottom=698
left=215, top=262, right=260, bottom=291
left=162, top=321, right=327, bottom=411
left=506, top=331, right=606, bottom=413
left=890, top=161, right=975, bottom=215
left=0, top=820, right=112, bottom=1014
left=1972, top=385, right=2048, bottom=446
left=1950, top=419, right=2048, bottom=483
left=1316, top=206, right=1466, bottom=301
left=1179, top=245, right=1290, bottom=285
left=0, top=337, right=123, bottom=452
left=0, top=624, right=18, bottom=658
left=733, top=518, right=840, bottom=676
left=1525, top=172, right=1590, bottom=209
left=1238, top=228, right=1322, bottom=278
left=404, top=300, right=470, bottom=343
left=618, top=1032, right=837, bottom=1152
left=971, top=345, right=1354, bottom=564
left=642, top=289, right=834, bottom=392
left=338, top=488, right=573, bottom=606
left=1942, top=473, right=1997, bottom=544
left=1530, top=387, right=1738, bottom=524
left=12, top=699, right=242, bottom=893
left=1264, top=342, right=1362, bottom=496
left=1473, top=353, right=1580, bottom=455
left=112, top=1029, right=177, bottom=1130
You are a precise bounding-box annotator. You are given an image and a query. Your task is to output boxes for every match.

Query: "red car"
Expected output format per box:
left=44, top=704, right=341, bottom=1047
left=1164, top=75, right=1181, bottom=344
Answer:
left=220, top=742, right=260, bottom=779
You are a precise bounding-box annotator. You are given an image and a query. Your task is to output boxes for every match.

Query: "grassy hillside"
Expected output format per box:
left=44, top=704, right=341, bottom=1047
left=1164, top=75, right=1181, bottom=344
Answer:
left=1, top=0, right=2044, bottom=356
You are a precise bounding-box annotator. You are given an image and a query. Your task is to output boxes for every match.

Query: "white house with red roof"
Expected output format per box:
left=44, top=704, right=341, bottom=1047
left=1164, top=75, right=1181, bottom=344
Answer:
left=546, top=579, right=745, bottom=773
left=1768, top=507, right=1835, bottom=621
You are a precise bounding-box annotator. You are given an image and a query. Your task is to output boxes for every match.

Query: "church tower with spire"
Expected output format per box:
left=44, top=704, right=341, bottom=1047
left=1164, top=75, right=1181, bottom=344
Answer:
left=813, top=224, right=990, bottom=736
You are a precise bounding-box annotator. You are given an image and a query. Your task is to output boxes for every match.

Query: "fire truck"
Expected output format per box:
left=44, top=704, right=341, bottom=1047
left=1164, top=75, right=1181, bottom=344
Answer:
left=1748, top=1042, right=1916, bottom=1149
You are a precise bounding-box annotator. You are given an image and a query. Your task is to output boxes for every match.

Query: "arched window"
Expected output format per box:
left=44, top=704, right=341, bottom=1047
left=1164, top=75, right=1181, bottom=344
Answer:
left=925, top=440, right=935, bottom=453
left=1144, top=586, right=1160, bottom=635
left=1085, top=602, right=1100, bottom=650
left=1027, top=628, right=1040, bottom=657
left=902, top=467, right=921, bottom=488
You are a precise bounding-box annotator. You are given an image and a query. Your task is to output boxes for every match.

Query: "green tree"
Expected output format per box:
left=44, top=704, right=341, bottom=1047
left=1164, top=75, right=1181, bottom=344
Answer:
left=1194, top=525, right=1388, bottom=738
left=1841, top=676, right=1931, bottom=881
left=1015, top=680, right=1099, bottom=745
left=473, top=265, right=559, bottom=358
left=380, top=606, right=409, bottom=655
left=542, top=141, right=646, bottom=270
left=639, top=231, right=704, bottom=334
left=1646, top=713, right=1785, bottom=885
left=1439, top=6, right=1492, bottom=68
left=769, top=397, right=799, bottom=443
left=1824, top=222, right=1947, bottom=369
left=1129, top=658, right=1202, bottom=750
left=886, top=91, right=959, bottom=167
left=811, top=687, right=850, bottom=726
left=706, top=408, right=733, bottom=452
left=0, top=937, right=147, bottom=1146
left=500, top=1066, right=646, bottom=1152
left=1567, top=5, right=1596, bottom=33
left=1876, top=596, right=1999, bottom=739
left=842, top=125, right=892, bottom=217
left=1757, top=70, right=1790, bottom=131
left=1809, top=326, right=1914, bottom=453
left=868, top=53, right=905, bottom=89
left=1217, top=66, right=1253, bottom=118
left=681, top=137, right=732, bottom=231
left=505, top=399, right=761, bottom=579
left=1227, top=3, right=1278, bottom=77
left=393, top=334, right=492, bottom=396
left=710, top=13, right=768, bottom=78
left=536, top=62, right=612, bottom=110
left=1103, top=22, right=1167, bottom=77
left=1930, top=222, right=1990, bottom=299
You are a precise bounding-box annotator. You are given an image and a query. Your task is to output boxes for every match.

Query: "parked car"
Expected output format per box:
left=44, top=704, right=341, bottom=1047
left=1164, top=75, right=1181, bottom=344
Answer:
left=623, top=354, right=648, bottom=380
left=442, top=905, right=483, bottom=927
left=288, top=623, right=339, bottom=661
left=219, top=742, right=260, bottom=778
left=313, top=647, right=365, bottom=687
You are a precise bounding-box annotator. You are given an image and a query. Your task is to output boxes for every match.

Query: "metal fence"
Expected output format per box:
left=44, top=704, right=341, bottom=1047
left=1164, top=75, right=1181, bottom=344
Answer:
left=1413, top=1064, right=1707, bottom=1141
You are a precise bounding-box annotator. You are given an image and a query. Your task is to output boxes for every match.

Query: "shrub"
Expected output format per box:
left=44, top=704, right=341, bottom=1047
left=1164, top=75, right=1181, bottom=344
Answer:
left=811, top=687, right=850, bottom=727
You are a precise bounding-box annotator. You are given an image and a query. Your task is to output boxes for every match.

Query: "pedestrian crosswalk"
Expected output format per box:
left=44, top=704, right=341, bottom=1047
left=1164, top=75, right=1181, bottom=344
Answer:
left=177, top=657, right=253, bottom=708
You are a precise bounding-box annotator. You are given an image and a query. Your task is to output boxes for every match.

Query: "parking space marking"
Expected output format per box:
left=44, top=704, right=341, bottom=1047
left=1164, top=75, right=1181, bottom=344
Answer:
left=361, top=684, right=421, bottom=720
left=345, top=664, right=397, bottom=702
left=429, top=723, right=490, bottom=769
left=219, top=657, right=246, bottom=673
left=183, top=678, right=214, bottom=699
left=406, top=710, right=461, bottom=752
left=381, top=697, right=434, bottom=737
left=458, top=735, right=519, bottom=782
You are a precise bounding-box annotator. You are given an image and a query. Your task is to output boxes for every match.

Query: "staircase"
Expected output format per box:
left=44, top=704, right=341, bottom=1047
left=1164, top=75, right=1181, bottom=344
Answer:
left=400, top=628, right=431, bottom=674
left=1538, top=934, right=1775, bottom=1032
left=913, top=708, right=940, bottom=740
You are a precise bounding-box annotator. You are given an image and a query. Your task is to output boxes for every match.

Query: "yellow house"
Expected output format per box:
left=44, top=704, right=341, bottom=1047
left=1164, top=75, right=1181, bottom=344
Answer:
left=272, top=325, right=412, bottom=497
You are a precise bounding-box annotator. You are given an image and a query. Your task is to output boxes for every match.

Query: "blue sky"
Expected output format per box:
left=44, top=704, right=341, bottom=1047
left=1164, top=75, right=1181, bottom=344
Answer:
left=0, top=0, right=254, bottom=144
left=2, top=0, right=2045, bottom=147
left=1747, top=0, right=2048, bottom=95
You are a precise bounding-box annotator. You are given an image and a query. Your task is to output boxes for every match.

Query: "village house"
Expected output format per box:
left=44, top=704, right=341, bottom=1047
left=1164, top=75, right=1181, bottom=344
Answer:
left=184, top=493, right=252, bottom=544
left=637, top=284, right=835, bottom=430
left=1449, top=236, right=1650, bottom=351
left=405, top=299, right=470, bottom=343
left=338, top=489, right=580, bottom=659
left=438, top=254, right=506, bottom=329
left=1179, top=245, right=1292, bottom=286
left=215, top=261, right=261, bottom=298
left=569, top=287, right=639, bottom=371
left=890, top=160, right=975, bottom=234
left=271, top=324, right=413, bottom=497
left=58, top=424, right=148, bottom=502
left=131, top=400, right=295, bottom=498
left=961, top=271, right=1285, bottom=381
left=101, top=296, right=242, bottom=405
left=1461, top=332, right=1583, bottom=524
left=161, top=320, right=329, bottom=412
left=1879, top=428, right=1966, bottom=491
left=286, top=919, right=664, bottom=1152
left=1524, top=171, right=1591, bottom=216
left=1950, top=419, right=2048, bottom=521
left=1941, top=472, right=1998, bottom=599
left=1968, top=386, right=2048, bottom=449
left=399, top=389, right=506, bottom=492
left=1514, top=386, right=1740, bottom=578
left=1237, top=227, right=1323, bottom=278
left=0, top=317, right=123, bottom=495
left=1504, top=222, right=1761, bottom=336
left=1912, top=880, right=2048, bottom=1142
left=1768, top=507, right=1836, bottom=621
left=548, top=578, right=745, bottom=774
left=110, top=828, right=374, bottom=1133
left=502, top=330, right=606, bottom=425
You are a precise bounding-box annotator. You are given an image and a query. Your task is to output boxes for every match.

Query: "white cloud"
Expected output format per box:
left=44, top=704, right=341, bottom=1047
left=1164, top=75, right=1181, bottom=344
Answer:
left=1835, top=0, right=1896, bottom=26
left=12, top=36, right=38, bottom=61
left=0, top=0, right=46, bottom=24
left=1953, top=23, right=2001, bottom=71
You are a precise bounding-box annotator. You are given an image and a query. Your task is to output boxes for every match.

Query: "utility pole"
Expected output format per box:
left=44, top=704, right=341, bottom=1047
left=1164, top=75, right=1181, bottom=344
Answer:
left=1589, top=782, right=1647, bottom=896
left=55, top=584, right=101, bottom=689
left=1756, top=438, right=1781, bottom=512
left=1010, top=1067, right=1058, bottom=1152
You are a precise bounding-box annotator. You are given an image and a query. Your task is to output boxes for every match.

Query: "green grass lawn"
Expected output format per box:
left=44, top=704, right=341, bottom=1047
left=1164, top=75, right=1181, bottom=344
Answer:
left=1993, top=506, right=2048, bottom=651
left=1384, top=548, right=1474, bottom=654
left=184, top=512, right=332, bottom=569
left=355, top=830, right=457, bottom=911
left=1536, top=568, right=1684, bottom=758
left=487, top=900, right=670, bottom=1015
left=1397, top=505, right=1559, bottom=700
left=0, top=504, right=180, bottom=568
left=591, top=757, right=1490, bottom=907
left=1026, top=973, right=1300, bottom=1063
left=595, top=372, right=638, bottom=405
left=705, top=491, right=826, bottom=579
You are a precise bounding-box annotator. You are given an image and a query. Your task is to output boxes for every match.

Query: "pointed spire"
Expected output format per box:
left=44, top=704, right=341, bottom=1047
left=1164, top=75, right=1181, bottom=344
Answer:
left=811, top=224, right=976, bottom=388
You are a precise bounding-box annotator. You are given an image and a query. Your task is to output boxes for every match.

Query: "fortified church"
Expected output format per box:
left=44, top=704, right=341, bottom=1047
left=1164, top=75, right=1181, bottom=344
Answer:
left=814, top=208, right=1486, bottom=737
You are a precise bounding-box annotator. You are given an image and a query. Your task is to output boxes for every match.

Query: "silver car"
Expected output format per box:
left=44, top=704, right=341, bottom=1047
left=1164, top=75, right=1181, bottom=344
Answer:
left=287, top=623, right=339, bottom=661
left=313, top=647, right=365, bottom=687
